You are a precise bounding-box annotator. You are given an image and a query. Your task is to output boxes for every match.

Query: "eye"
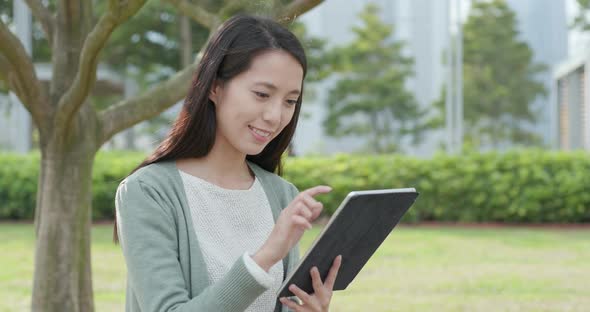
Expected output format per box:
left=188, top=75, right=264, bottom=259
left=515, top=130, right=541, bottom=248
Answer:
left=253, top=91, right=269, bottom=99
left=286, top=99, right=298, bottom=106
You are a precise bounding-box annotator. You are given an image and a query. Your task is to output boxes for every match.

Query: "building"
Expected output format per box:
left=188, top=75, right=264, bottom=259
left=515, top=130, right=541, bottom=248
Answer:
left=552, top=53, right=589, bottom=150
left=505, top=0, right=568, bottom=146
left=293, top=0, right=569, bottom=156
left=294, top=0, right=449, bottom=156
left=1, top=0, right=32, bottom=153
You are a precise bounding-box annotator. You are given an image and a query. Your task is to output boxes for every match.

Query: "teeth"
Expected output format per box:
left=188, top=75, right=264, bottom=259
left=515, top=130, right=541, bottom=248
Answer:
left=250, top=126, right=270, bottom=137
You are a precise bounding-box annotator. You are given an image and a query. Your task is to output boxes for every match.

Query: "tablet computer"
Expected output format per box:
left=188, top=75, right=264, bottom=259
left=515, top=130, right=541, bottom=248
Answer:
left=277, top=188, right=419, bottom=298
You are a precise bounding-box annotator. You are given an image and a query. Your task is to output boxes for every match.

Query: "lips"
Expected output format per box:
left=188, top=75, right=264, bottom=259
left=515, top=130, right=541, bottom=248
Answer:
left=248, top=125, right=273, bottom=143
left=249, top=126, right=272, bottom=137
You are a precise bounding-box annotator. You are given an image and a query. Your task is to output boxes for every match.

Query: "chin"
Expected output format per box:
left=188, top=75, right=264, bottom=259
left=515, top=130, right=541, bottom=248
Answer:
left=241, top=143, right=268, bottom=156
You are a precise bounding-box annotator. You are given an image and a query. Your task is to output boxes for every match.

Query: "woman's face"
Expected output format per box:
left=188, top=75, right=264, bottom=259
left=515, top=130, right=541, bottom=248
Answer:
left=210, top=49, right=304, bottom=156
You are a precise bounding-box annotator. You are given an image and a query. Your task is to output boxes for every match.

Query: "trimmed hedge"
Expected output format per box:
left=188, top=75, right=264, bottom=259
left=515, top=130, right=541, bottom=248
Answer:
left=1, top=150, right=589, bottom=222
left=284, top=151, right=590, bottom=223
left=0, top=153, right=40, bottom=219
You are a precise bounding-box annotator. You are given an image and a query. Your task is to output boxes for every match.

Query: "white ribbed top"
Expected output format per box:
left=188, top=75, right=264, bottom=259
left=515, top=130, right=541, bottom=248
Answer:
left=179, top=170, right=283, bottom=312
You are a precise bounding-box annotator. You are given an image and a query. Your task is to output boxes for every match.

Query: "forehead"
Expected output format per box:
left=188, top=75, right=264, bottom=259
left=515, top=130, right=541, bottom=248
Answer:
left=234, top=50, right=304, bottom=91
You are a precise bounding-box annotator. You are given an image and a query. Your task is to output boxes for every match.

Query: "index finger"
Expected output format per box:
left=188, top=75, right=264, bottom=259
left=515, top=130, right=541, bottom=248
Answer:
left=301, top=185, right=332, bottom=198
left=324, top=255, right=342, bottom=289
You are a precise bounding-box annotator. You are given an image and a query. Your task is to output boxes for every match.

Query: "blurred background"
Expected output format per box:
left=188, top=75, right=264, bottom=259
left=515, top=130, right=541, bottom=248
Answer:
left=1, top=0, right=589, bottom=155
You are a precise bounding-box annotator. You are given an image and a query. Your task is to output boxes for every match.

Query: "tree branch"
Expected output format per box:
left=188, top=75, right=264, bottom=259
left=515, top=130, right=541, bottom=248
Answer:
left=24, top=0, right=55, bottom=43
left=218, top=0, right=248, bottom=18
left=0, top=53, right=10, bottom=88
left=98, top=61, right=199, bottom=144
left=56, top=0, right=147, bottom=132
left=98, top=0, right=325, bottom=143
left=0, top=19, right=49, bottom=130
left=274, top=0, right=324, bottom=24
left=164, top=0, right=220, bottom=29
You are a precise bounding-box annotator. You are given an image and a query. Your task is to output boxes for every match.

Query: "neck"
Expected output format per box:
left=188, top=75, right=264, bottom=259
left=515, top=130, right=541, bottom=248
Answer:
left=176, top=134, right=253, bottom=187
left=200, top=144, right=251, bottom=180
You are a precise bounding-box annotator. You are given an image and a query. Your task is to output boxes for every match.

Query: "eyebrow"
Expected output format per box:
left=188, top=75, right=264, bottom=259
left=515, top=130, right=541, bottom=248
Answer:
left=254, top=82, right=300, bottom=95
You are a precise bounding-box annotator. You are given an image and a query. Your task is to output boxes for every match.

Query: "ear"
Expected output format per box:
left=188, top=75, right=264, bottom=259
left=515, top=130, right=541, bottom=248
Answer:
left=209, top=80, right=222, bottom=105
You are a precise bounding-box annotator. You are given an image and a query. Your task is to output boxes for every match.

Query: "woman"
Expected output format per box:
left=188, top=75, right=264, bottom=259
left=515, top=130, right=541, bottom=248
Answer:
left=114, top=14, right=342, bottom=312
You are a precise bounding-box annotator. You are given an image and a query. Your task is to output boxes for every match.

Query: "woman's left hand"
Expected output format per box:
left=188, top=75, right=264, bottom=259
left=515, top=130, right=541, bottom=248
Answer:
left=279, top=255, right=343, bottom=312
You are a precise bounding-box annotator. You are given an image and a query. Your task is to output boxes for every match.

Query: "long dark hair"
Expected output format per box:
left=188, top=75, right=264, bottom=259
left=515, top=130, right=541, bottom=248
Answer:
left=114, top=15, right=307, bottom=242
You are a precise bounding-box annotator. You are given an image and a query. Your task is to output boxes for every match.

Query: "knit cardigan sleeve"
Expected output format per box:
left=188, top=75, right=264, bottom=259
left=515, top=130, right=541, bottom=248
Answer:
left=116, top=177, right=270, bottom=312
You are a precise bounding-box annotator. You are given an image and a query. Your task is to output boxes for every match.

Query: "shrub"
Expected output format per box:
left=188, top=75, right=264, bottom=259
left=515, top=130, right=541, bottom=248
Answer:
left=1, top=150, right=589, bottom=223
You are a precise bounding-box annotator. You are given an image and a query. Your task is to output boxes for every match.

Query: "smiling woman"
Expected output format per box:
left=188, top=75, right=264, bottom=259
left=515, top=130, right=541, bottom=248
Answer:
left=113, top=14, right=342, bottom=312
left=210, top=49, right=303, bottom=155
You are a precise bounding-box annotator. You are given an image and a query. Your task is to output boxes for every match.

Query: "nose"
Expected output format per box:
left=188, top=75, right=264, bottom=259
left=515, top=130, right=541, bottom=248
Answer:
left=262, top=100, right=282, bottom=128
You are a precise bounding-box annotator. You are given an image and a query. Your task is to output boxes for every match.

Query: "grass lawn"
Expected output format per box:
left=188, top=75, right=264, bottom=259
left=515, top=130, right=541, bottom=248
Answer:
left=1, top=223, right=589, bottom=311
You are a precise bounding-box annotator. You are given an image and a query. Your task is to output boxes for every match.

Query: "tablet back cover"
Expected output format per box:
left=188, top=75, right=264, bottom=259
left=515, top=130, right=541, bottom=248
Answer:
left=278, top=189, right=419, bottom=298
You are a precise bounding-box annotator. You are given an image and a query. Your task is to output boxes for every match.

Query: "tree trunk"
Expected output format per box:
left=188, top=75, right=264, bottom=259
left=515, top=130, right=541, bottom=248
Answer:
left=32, top=145, right=96, bottom=312
left=369, top=113, right=381, bottom=153
left=32, top=104, right=99, bottom=312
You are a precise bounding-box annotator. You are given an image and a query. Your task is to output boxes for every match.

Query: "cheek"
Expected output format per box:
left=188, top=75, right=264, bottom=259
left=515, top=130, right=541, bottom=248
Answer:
left=218, top=97, right=252, bottom=126
left=216, top=107, right=245, bottom=138
left=283, top=107, right=296, bottom=125
left=277, top=108, right=296, bottom=133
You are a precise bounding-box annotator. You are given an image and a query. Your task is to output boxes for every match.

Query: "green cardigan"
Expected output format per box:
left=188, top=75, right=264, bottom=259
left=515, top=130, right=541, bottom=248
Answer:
left=115, top=160, right=300, bottom=312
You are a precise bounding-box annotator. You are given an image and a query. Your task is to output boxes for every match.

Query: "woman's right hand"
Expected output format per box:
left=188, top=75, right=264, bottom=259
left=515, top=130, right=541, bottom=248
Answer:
left=253, top=185, right=332, bottom=271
